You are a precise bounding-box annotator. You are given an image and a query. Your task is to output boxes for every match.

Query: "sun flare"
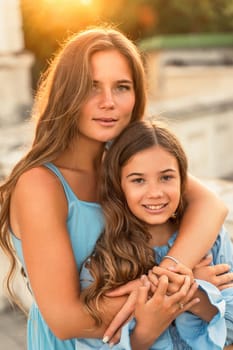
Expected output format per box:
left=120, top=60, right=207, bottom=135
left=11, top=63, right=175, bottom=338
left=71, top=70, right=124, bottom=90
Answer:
left=80, top=0, right=93, bottom=5
left=43, top=0, right=93, bottom=5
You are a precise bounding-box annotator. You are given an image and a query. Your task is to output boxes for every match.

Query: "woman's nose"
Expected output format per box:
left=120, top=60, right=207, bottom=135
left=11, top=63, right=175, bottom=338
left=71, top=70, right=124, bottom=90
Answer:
left=98, top=89, right=115, bottom=109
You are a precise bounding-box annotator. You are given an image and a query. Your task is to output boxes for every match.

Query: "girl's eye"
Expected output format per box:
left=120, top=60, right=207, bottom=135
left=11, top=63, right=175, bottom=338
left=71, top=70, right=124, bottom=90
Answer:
left=132, top=178, right=145, bottom=184
left=161, top=175, right=173, bottom=182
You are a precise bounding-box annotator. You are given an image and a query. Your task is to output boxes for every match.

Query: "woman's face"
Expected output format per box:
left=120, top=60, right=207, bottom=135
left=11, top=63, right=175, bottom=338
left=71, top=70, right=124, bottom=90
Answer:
left=77, top=49, right=135, bottom=143
left=121, top=145, right=181, bottom=228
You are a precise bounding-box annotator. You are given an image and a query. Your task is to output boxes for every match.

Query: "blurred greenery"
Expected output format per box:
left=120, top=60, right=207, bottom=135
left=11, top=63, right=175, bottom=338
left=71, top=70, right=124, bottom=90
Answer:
left=140, top=32, right=233, bottom=50
left=20, top=0, right=233, bottom=86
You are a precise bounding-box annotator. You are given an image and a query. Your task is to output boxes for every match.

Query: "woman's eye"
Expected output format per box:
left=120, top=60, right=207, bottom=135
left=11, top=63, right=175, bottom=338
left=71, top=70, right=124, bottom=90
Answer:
left=91, top=84, right=99, bottom=91
left=117, top=84, right=131, bottom=92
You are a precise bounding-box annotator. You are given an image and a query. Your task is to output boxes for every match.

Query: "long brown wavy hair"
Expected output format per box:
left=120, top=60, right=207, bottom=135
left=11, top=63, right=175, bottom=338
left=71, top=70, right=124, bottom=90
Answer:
left=0, top=26, right=147, bottom=307
left=82, top=120, right=188, bottom=325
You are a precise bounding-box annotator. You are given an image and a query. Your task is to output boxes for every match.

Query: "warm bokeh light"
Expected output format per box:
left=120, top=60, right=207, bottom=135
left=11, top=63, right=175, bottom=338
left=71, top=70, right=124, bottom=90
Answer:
left=80, top=0, right=93, bottom=5
left=38, top=0, right=98, bottom=14
left=43, top=0, right=93, bottom=5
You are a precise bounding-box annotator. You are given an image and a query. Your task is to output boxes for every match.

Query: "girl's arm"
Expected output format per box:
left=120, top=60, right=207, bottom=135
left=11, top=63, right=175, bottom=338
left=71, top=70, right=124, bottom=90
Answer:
left=130, top=275, right=199, bottom=350
left=161, top=174, right=228, bottom=269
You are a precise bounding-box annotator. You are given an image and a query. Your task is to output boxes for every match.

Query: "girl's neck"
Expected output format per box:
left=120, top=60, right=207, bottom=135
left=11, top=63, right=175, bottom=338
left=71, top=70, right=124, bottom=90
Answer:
left=148, top=221, right=177, bottom=247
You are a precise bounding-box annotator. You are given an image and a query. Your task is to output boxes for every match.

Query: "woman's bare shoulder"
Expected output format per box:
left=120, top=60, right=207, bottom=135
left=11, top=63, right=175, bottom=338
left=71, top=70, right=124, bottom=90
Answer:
left=17, top=165, right=61, bottom=190
left=13, top=165, right=66, bottom=207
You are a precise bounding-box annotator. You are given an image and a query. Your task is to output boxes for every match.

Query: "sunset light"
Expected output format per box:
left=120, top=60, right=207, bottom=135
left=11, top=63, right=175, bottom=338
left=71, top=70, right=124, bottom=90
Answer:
left=43, top=0, right=93, bottom=4
left=40, top=0, right=96, bottom=11
left=80, top=0, right=93, bottom=5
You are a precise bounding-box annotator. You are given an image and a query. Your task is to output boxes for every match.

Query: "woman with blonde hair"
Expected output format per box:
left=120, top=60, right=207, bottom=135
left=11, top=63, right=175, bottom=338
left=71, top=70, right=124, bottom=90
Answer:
left=0, top=26, right=229, bottom=349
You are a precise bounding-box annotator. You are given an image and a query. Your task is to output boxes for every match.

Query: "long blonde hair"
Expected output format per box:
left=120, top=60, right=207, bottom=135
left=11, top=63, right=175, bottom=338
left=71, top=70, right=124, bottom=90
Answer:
left=82, top=120, right=188, bottom=325
left=0, top=26, right=147, bottom=306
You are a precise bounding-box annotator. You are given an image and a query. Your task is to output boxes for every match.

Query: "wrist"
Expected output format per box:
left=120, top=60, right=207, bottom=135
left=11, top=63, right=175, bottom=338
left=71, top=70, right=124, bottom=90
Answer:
left=189, top=289, right=218, bottom=321
left=131, top=325, right=157, bottom=350
left=160, top=255, right=179, bottom=268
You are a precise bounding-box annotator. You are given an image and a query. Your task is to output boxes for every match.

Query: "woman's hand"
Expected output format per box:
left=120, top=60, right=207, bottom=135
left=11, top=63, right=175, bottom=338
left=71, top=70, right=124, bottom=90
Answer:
left=105, top=278, right=142, bottom=297
left=130, top=275, right=199, bottom=350
left=102, top=279, right=142, bottom=345
left=193, top=254, right=233, bottom=290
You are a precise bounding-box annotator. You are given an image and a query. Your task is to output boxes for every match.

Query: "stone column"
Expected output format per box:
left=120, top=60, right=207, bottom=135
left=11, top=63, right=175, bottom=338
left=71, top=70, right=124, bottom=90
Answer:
left=0, top=0, right=34, bottom=125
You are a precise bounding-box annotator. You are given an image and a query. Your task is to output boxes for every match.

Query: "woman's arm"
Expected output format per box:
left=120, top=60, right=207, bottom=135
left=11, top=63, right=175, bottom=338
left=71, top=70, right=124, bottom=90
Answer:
left=11, top=167, right=127, bottom=340
left=161, top=174, right=228, bottom=269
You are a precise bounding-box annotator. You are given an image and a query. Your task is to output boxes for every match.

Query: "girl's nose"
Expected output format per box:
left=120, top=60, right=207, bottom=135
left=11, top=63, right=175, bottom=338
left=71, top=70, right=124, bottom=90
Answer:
left=147, top=184, right=163, bottom=198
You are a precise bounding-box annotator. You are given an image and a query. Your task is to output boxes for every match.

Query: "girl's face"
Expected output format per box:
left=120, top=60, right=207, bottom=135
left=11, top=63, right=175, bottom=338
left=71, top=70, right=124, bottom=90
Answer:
left=77, top=49, right=135, bottom=143
left=121, top=145, right=181, bottom=228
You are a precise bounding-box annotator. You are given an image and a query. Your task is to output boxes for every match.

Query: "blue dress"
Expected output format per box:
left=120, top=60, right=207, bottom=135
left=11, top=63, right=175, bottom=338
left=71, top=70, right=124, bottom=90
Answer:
left=76, top=227, right=233, bottom=349
left=11, top=163, right=104, bottom=350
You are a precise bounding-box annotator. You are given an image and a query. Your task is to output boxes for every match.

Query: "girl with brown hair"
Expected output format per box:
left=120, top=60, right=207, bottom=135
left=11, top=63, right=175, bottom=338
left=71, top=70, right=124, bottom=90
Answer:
left=79, top=120, right=233, bottom=349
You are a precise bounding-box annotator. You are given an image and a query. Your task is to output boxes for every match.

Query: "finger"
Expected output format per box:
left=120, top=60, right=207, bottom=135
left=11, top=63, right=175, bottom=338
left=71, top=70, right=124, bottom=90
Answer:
left=151, top=275, right=169, bottom=298
left=148, top=269, right=159, bottom=286
left=107, top=313, right=134, bottom=346
left=212, top=264, right=230, bottom=276
left=103, top=291, right=137, bottom=341
left=195, top=254, right=213, bottom=268
left=168, top=263, right=190, bottom=275
left=215, top=271, right=233, bottom=286
left=105, top=279, right=141, bottom=297
left=181, top=281, right=199, bottom=304
left=168, top=264, right=194, bottom=283
left=108, top=328, right=122, bottom=347
left=136, top=277, right=150, bottom=305
left=169, top=275, right=191, bottom=304
left=152, top=266, right=183, bottom=282
left=180, top=297, right=200, bottom=313
left=152, top=266, right=170, bottom=275
left=219, top=283, right=233, bottom=291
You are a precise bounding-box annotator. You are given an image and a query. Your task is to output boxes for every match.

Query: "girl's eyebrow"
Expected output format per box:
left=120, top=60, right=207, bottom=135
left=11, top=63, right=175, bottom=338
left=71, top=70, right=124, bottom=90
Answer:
left=160, top=168, right=177, bottom=173
left=126, top=172, right=143, bottom=178
left=126, top=169, right=177, bottom=178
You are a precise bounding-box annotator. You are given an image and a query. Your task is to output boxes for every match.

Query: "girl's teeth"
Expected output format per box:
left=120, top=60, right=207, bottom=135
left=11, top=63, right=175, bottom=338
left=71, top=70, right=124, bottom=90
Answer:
left=146, top=204, right=164, bottom=210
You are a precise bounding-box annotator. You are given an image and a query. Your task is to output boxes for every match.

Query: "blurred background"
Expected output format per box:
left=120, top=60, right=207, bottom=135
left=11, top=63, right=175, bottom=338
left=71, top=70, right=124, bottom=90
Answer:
left=0, top=0, right=233, bottom=348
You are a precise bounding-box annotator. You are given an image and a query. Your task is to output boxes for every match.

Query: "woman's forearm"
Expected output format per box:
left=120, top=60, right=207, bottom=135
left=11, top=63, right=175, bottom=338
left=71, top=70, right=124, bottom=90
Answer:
left=51, top=293, right=127, bottom=340
left=161, top=174, right=228, bottom=269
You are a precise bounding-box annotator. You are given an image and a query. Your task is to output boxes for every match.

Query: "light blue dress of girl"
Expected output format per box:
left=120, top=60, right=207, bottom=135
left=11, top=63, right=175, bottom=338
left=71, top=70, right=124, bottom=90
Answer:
left=11, top=162, right=104, bottom=350
left=76, top=227, right=233, bottom=350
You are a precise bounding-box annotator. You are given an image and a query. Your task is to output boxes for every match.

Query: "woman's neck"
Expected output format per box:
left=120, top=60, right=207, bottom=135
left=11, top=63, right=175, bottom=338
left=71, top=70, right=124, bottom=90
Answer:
left=55, top=137, right=105, bottom=173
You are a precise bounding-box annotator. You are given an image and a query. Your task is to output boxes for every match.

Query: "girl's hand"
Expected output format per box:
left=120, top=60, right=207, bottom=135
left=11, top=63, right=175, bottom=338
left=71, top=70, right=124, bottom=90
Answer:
left=130, top=275, right=199, bottom=350
left=149, top=263, right=194, bottom=294
left=193, top=255, right=233, bottom=290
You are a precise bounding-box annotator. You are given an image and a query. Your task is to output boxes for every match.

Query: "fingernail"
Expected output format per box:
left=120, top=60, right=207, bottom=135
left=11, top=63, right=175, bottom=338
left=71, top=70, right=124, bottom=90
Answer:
left=102, top=336, right=109, bottom=343
left=109, top=342, right=114, bottom=348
